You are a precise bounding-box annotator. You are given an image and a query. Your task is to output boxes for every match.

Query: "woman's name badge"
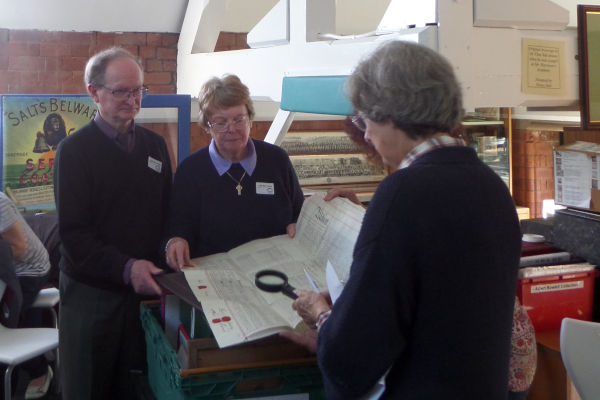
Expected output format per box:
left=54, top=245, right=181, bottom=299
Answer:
left=256, top=182, right=274, bottom=195
left=147, top=156, right=162, bottom=173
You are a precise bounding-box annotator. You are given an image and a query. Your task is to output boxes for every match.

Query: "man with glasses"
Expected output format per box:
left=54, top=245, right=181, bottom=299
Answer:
left=54, top=47, right=172, bottom=399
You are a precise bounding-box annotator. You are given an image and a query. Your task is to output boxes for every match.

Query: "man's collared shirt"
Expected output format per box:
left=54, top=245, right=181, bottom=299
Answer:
left=94, top=112, right=136, bottom=153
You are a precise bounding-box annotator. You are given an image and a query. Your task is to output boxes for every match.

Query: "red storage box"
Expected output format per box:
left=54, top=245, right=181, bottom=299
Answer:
left=517, top=264, right=597, bottom=332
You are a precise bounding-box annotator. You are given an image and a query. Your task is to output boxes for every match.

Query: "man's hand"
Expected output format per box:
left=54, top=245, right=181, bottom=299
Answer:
left=130, top=259, right=164, bottom=296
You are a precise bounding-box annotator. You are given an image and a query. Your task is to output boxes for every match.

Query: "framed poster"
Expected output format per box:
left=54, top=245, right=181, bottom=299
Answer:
left=577, top=5, right=600, bottom=130
left=0, top=95, right=97, bottom=212
left=280, top=131, right=362, bottom=155
left=289, top=154, right=386, bottom=186
left=0, top=94, right=190, bottom=213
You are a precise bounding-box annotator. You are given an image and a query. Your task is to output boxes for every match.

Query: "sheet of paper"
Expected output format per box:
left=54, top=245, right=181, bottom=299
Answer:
left=182, top=191, right=365, bottom=348
left=295, top=191, right=365, bottom=283
left=555, top=151, right=592, bottom=208
left=185, top=268, right=293, bottom=347
left=326, top=260, right=344, bottom=305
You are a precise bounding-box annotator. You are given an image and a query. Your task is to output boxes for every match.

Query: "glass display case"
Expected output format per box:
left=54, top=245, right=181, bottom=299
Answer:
left=463, top=108, right=510, bottom=189
left=463, top=120, right=508, bottom=186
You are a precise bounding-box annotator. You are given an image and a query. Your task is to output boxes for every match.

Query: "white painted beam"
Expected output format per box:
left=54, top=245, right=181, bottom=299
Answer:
left=247, top=0, right=290, bottom=48
left=474, top=0, right=569, bottom=30
left=264, top=110, right=296, bottom=145
left=179, top=0, right=227, bottom=54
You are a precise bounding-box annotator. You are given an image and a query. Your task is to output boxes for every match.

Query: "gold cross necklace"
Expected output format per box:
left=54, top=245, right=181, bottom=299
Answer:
left=225, top=170, right=247, bottom=196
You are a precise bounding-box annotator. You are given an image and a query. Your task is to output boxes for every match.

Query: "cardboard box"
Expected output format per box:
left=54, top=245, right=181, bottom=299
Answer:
left=554, top=141, right=600, bottom=213
left=517, top=264, right=597, bottom=331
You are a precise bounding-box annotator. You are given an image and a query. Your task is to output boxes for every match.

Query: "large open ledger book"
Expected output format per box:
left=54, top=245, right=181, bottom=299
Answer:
left=182, top=191, right=365, bottom=348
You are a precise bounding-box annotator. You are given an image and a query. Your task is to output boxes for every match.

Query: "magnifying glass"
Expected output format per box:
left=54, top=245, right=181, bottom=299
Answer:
left=254, top=269, right=298, bottom=299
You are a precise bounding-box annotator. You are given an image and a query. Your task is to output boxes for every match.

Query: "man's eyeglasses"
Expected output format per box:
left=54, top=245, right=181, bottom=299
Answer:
left=351, top=114, right=366, bottom=132
left=98, top=85, right=148, bottom=99
left=207, top=115, right=250, bottom=133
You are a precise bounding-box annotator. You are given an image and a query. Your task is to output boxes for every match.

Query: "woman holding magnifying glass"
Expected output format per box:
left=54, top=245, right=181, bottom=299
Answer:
left=281, top=41, right=522, bottom=400
left=163, top=75, right=304, bottom=269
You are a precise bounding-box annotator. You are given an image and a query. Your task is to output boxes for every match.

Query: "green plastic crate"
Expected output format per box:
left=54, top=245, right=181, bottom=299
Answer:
left=140, top=303, right=325, bottom=400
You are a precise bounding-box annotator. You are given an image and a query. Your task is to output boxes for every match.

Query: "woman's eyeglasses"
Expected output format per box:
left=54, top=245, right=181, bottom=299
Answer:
left=351, top=115, right=366, bottom=132
left=207, top=115, right=250, bottom=133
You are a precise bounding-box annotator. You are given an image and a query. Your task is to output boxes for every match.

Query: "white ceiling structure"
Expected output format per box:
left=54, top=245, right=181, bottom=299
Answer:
left=0, top=0, right=390, bottom=36
left=0, top=0, right=596, bottom=34
left=177, top=0, right=577, bottom=113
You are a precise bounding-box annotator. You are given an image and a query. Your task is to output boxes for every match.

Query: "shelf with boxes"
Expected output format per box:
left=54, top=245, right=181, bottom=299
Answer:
left=520, top=213, right=600, bottom=330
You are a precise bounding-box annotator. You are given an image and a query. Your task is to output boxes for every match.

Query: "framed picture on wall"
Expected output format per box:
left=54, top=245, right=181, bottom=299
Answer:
left=0, top=95, right=98, bottom=212
left=577, top=5, right=600, bottom=130
left=0, top=94, right=190, bottom=213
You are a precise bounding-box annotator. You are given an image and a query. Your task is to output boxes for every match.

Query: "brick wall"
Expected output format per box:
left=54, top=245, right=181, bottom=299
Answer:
left=0, top=29, right=178, bottom=95
left=512, top=128, right=560, bottom=218
left=214, top=32, right=250, bottom=52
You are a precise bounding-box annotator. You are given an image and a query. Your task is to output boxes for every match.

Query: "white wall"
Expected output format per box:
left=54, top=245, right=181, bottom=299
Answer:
left=0, top=0, right=187, bottom=32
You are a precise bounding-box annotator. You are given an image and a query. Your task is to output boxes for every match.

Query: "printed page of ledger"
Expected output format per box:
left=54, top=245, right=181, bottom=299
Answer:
left=183, top=191, right=365, bottom=348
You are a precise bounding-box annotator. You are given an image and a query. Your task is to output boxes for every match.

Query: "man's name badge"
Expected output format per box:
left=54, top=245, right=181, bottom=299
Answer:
left=256, top=182, right=274, bottom=195
left=148, top=156, right=162, bottom=173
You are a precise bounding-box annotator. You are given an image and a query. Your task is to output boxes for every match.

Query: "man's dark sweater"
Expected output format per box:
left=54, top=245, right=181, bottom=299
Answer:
left=54, top=121, right=172, bottom=291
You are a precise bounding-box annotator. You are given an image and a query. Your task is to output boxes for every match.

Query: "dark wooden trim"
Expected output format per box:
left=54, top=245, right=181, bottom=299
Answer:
left=577, top=5, right=600, bottom=130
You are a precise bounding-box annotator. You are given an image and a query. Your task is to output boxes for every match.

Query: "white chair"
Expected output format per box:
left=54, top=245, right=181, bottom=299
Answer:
left=560, top=317, right=600, bottom=400
left=30, top=285, right=60, bottom=390
left=0, top=280, right=58, bottom=400
left=30, top=287, right=59, bottom=328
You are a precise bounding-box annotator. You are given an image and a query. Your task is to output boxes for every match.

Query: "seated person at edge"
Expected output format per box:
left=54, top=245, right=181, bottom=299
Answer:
left=164, top=74, right=304, bottom=268
left=281, top=40, right=522, bottom=399
left=0, top=191, right=53, bottom=398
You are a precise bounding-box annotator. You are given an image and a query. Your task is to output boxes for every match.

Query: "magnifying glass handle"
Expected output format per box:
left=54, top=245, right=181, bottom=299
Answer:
left=281, top=283, right=298, bottom=300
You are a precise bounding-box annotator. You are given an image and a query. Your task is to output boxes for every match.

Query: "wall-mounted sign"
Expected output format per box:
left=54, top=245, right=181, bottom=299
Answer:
left=521, top=38, right=566, bottom=96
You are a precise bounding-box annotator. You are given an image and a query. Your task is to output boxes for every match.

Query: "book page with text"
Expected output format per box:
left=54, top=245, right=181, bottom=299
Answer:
left=183, top=192, right=364, bottom=347
left=295, top=191, right=365, bottom=282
